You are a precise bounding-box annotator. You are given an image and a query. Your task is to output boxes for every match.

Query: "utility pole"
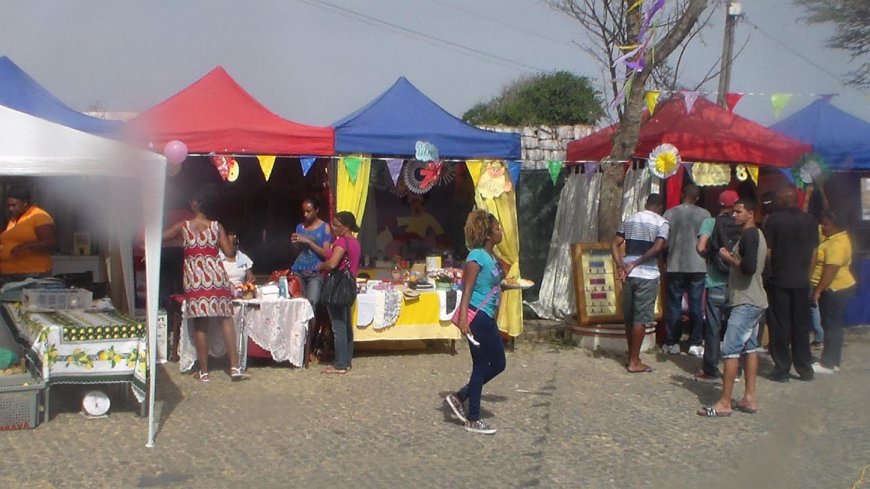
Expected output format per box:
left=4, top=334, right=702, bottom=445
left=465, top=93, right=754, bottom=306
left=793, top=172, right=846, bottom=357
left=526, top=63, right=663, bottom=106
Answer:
left=716, top=2, right=742, bottom=107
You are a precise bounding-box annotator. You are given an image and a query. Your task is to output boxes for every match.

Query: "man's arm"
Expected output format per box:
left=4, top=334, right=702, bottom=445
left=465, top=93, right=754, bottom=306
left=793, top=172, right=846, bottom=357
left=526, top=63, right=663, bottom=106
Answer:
left=624, top=238, right=667, bottom=277
left=611, top=234, right=626, bottom=282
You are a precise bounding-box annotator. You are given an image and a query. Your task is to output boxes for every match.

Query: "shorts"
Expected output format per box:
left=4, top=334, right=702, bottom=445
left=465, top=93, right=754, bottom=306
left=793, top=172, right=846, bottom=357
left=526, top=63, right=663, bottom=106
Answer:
left=622, top=276, right=658, bottom=325
left=721, top=304, right=764, bottom=358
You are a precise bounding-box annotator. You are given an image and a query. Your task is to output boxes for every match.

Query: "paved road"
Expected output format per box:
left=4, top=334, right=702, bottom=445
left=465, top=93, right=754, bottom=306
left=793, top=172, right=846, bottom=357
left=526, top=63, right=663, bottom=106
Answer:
left=1, top=327, right=868, bottom=489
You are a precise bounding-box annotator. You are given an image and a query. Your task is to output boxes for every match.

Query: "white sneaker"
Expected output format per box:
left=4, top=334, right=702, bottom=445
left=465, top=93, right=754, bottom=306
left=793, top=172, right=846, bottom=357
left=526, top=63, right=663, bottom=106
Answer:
left=812, top=362, right=836, bottom=374
left=661, top=344, right=681, bottom=355
left=688, top=345, right=705, bottom=358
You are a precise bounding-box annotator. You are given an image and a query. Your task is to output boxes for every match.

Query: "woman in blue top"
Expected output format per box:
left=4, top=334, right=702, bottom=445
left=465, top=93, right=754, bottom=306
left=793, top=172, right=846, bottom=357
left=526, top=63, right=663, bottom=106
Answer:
left=290, top=197, right=332, bottom=306
left=445, top=210, right=506, bottom=435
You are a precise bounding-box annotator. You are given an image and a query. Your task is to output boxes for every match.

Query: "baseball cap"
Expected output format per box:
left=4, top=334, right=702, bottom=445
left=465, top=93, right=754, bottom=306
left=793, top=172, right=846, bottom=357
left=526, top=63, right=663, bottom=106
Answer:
left=719, top=190, right=739, bottom=207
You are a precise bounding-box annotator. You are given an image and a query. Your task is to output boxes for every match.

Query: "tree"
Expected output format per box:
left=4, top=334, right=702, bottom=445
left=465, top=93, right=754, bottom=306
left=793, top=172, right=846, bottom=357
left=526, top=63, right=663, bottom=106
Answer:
left=546, top=0, right=710, bottom=239
left=462, top=71, right=604, bottom=126
left=795, top=0, right=870, bottom=89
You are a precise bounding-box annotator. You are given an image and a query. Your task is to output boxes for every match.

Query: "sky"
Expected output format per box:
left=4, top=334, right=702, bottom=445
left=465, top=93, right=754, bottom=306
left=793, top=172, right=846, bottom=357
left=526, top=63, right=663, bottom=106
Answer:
left=1, top=0, right=868, bottom=129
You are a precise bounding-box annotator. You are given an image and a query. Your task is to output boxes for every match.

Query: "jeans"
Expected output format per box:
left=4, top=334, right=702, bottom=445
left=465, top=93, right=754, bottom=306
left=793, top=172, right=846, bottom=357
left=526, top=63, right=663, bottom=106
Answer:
left=327, top=304, right=353, bottom=370
left=809, top=289, right=823, bottom=343
left=702, top=285, right=728, bottom=376
left=665, top=272, right=706, bottom=346
left=457, top=311, right=506, bottom=422
left=766, top=286, right=813, bottom=378
left=297, top=272, right=323, bottom=307
left=721, top=304, right=764, bottom=358
left=819, top=287, right=855, bottom=368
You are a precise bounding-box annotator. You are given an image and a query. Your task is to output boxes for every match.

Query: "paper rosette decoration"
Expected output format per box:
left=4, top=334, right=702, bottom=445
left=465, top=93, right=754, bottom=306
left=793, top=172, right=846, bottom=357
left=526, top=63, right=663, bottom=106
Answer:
left=402, top=161, right=452, bottom=195
left=791, top=154, right=829, bottom=189
left=648, top=143, right=681, bottom=179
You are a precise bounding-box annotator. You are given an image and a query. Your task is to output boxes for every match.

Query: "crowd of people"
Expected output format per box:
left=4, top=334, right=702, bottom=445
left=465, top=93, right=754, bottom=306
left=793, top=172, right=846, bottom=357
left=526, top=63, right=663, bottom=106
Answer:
left=613, top=185, right=857, bottom=417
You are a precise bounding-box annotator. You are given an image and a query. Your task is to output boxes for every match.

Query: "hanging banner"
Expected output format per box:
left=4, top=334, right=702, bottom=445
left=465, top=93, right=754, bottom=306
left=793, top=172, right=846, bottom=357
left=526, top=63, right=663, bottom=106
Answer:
left=771, top=93, right=792, bottom=118
left=210, top=154, right=232, bottom=181
left=477, top=161, right=513, bottom=199
left=465, top=160, right=485, bottom=187
left=257, top=155, right=276, bottom=181
left=683, top=91, right=701, bottom=113
left=300, top=157, right=317, bottom=176
left=690, top=162, right=731, bottom=187
left=547, top=160, right=563, bottom=186
left=507, top=160, right=521, bottom=186
left=342, top=155, right=363, bottom=183
left=386, top=159, right=404, bottom=185
left=645, top=90, right=660, bottom=115
left=725, top=92, right=743, bottom=112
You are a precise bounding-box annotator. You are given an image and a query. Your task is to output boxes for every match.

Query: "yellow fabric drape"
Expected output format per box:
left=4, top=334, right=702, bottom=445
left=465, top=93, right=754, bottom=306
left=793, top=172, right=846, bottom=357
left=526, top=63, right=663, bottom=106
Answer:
left=336, top=157, right=371, bottom=224
left=471, top=162, right=523, bottom=337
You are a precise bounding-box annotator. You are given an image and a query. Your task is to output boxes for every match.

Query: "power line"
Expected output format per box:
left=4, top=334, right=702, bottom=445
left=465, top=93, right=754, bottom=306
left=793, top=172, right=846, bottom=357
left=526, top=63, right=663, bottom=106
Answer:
left=429, top=0, right=574, bottom=48
left=294, top=0, right=547, bottom=73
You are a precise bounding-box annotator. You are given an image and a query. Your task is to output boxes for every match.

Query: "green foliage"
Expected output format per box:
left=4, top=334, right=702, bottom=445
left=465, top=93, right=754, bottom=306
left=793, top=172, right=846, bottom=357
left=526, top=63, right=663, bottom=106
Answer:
left=463, top=71, right=604, bottom=126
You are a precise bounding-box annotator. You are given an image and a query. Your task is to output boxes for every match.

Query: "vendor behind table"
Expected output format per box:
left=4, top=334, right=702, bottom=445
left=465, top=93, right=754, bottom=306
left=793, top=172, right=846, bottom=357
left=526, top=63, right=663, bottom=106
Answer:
left=0, top=185, right=57, bottom=284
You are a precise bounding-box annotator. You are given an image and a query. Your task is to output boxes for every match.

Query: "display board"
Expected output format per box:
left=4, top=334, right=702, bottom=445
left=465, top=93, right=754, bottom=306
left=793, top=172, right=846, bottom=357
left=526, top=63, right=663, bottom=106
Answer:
left=570, top=242, right=663, bottom=325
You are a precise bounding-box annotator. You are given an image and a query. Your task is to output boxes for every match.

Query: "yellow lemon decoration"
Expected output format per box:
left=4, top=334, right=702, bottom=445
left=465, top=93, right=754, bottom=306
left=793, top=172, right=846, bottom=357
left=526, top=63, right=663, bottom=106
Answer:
left=98, top=350, right=108, bottom=361
left=648, top=143, right=681, bottom=179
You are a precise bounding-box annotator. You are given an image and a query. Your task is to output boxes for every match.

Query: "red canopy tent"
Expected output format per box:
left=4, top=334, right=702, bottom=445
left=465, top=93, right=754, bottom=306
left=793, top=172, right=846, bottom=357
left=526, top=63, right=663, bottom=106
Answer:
left=567, top=95, right=810, bottom=168
left=129, top=66, right=333, bottom=155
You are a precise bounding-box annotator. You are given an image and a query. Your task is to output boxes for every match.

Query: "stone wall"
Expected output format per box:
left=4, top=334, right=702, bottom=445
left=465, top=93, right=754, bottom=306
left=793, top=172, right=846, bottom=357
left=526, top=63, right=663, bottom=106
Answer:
left=480, top=125, right=596, bottom=169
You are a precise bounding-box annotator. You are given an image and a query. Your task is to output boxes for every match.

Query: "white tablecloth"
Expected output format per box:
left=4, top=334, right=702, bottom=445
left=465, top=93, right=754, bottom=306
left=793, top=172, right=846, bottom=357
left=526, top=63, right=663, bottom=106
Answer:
left=235, top=298, right=313, bottom=368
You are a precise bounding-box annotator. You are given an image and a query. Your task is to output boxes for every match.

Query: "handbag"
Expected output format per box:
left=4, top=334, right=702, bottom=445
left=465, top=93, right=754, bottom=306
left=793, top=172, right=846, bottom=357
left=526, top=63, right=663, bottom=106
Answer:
left=321, top=254, right=357, bottom=307
left=451, top=286, right=497, bottom=327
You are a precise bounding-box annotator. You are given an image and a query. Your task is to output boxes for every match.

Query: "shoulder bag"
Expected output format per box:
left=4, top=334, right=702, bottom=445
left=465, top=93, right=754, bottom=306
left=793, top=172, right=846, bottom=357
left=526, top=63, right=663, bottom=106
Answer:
left=451, top=286, right=497, bottom=327
left=321, top=251, right=357, bottom=307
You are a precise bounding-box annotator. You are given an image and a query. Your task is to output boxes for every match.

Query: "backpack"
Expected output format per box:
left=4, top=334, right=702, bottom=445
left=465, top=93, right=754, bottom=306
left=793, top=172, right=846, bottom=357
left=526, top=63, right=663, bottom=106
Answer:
left=708, top=214, right=742, bottom=275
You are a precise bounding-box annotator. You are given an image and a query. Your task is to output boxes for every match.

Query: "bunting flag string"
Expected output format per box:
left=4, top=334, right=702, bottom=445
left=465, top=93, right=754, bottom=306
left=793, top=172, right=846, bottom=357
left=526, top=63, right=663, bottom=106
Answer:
left=386, top=158, right=404, bottom=185
left=725, top=92, right=744, bottom=112
left=341, top=155, right=363, bottom=183
left=645, top=90, right=660, bottom=115
left=300, top=156, right=317, bottom=176
left=683, top=91, right=701, bottom=113
left=257, top=155, right=276, bottom=181
left=547, top=160, right=563, bottom=186
left=771, top=93, right=793, bottom=118
left=507, top=160, right=522, bottom=186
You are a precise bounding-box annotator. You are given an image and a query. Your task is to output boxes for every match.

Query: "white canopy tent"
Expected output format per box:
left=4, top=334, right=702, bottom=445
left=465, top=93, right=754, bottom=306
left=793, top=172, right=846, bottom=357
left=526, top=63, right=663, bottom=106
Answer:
left=0, top=104, right=166, bottom=447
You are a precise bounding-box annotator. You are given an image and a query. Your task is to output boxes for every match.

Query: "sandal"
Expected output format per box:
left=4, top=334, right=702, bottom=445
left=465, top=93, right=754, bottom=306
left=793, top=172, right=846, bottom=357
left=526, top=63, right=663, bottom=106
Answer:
left=697, top=406, right=731, bottom=417
left=197, top=371, right=210, bottom=383
left=321, top=366, right=348, bottom=375
left=230, top=367, right=251, bottom=382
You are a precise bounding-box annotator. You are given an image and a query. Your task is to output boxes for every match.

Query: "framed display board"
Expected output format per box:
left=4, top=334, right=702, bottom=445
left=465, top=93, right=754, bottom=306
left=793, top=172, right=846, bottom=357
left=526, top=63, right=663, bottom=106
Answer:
left=570, top=242, right=663, bottom=325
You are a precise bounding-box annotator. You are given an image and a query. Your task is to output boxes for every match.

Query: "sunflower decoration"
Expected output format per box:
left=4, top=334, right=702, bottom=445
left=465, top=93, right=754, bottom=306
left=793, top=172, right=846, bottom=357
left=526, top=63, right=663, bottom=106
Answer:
left=791, top=154, right=829, bottom=189
left=648, top=143, right=681, bottom=179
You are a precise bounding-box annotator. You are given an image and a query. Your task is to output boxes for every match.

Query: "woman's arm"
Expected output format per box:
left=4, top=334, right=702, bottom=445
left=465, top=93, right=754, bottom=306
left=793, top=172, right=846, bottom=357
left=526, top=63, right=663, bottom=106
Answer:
left=812, top=264, right=839, bottom=305
left=244, top=268, right=254, bottom=284
left=317, top=242, right=345, bottom=271
left=162, top=222, right=183, bottom=243
left=216, top=223, right=235, bottom=259
left=456, top=260, right=481, bottom=336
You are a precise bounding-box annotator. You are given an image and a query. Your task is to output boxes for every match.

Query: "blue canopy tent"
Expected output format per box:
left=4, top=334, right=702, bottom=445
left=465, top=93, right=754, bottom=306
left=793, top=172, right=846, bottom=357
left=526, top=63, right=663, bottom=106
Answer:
left=0, top=56, right=121, bottom=137
left=770, top=99, right=870, bottom=170
left=333, top=77, right=520, bottom=159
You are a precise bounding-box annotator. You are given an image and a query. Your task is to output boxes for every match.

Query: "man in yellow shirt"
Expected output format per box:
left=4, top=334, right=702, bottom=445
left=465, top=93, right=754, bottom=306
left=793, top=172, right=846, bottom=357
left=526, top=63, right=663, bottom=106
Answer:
left=0, top=186, right=56, bottom=284
left=810, top=209, right=856, bottom=374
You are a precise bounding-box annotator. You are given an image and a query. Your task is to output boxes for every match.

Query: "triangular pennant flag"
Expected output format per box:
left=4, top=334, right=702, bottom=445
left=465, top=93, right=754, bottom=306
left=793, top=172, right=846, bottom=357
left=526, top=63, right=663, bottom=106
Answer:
left=210, top=154, right=232, bottom=181
left=386, top=159, right=404, bottom=185
left=507, top=160, right=521, bottom=186
left=645, top=90, right=660, bottom=115
left=584, top=162, right=599, bottom=179
left=257, top=155, right=276, bottom=181
left=771, top=93, right=792, bottom=118
left=547, top=160, right=563, bottom=185
left=683, top=162, right=694, bottom=179
left=683, top=91, right=701, bottom=113
left=342, top=156, right=362, bottom=183
left=300, top=157, right=317, bottom=176
left=746, top=164, right=759, bottom=184
left=725, top=92, right=743, bottom=112
left=465, top=160, right=484, bottom=187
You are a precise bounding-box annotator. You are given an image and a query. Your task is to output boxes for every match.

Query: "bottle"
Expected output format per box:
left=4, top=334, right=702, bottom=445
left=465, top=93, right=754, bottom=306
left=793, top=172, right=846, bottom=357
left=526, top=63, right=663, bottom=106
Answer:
left=278, top=276, right=288, bottom=298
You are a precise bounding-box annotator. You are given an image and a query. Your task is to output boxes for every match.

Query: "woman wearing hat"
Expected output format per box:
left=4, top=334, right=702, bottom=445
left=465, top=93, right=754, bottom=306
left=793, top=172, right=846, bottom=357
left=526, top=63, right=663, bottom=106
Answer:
left=317, top=211, right=361, bottom=374
left=0, top=186, right=56, bottom=285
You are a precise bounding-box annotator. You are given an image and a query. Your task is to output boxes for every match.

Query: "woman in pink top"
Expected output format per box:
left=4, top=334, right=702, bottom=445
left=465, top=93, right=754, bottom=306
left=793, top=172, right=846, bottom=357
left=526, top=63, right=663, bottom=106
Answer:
left=317, top=211, right=361, bottom=374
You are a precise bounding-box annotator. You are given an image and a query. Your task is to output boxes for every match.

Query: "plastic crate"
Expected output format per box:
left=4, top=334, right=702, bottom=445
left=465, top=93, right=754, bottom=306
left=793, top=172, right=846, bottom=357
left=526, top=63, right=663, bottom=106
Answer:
left=0, top=355, right=43, bottom=430
left=22, top=288, right=92, bottom=310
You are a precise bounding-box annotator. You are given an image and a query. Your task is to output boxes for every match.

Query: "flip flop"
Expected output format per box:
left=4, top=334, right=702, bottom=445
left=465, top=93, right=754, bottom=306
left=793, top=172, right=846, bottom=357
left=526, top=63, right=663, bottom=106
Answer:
left=731, top=400, right=758, bottom=414
left=697, top=406, right=731, bottom=417
left=626, top=365, right=654, bottom=373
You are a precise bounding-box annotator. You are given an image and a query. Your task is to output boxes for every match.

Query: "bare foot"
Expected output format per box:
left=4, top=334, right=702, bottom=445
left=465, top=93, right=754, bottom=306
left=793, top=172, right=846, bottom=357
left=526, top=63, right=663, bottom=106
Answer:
left=626, top=363, right=654, bottom=373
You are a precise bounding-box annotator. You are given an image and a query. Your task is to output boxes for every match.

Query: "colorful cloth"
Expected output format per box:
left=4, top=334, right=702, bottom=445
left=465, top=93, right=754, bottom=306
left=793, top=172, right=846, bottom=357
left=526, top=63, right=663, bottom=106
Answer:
left=617, top=209, right=669, bottom=280
left=291, top=221, right=331, bottom=273
left=182, top=221, right=232, bottom=318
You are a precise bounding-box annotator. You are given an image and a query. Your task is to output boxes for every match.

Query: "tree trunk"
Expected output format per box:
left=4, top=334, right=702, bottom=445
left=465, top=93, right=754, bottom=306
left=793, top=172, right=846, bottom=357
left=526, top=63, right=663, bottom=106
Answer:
left=596, top=75, right=648, bottom=241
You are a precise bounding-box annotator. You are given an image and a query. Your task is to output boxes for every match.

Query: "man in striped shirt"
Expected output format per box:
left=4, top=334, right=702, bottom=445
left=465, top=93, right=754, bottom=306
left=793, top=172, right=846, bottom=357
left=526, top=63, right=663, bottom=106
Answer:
left=611, top=194, right=669, bottom=373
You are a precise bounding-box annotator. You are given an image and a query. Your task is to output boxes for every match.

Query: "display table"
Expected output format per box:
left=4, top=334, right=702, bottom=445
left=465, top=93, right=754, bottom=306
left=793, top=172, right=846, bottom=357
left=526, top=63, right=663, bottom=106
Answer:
left=235, top=298, right=313, bottom=368
left=353, top=289, right=462, bottom=342
left=0, top=303, right=147, bottom=419
left=179, top=298, right=313, bottom=371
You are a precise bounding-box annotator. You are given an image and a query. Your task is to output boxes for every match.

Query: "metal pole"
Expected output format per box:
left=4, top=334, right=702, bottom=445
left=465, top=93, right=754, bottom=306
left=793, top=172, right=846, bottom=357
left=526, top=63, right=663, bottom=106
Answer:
left=716, top=2, right=741, bottom=107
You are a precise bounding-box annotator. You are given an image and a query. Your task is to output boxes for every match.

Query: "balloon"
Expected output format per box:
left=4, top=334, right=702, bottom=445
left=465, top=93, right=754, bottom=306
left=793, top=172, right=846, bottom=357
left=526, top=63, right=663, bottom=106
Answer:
left=163, top=140, right=188, bottom=165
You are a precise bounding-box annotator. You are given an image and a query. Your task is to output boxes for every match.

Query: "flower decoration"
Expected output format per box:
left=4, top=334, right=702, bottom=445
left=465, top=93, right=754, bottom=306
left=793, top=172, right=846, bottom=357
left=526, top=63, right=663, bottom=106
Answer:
left=648, top=143, right=681, bottom=179
left=791, top=154, right=829, bottom=189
